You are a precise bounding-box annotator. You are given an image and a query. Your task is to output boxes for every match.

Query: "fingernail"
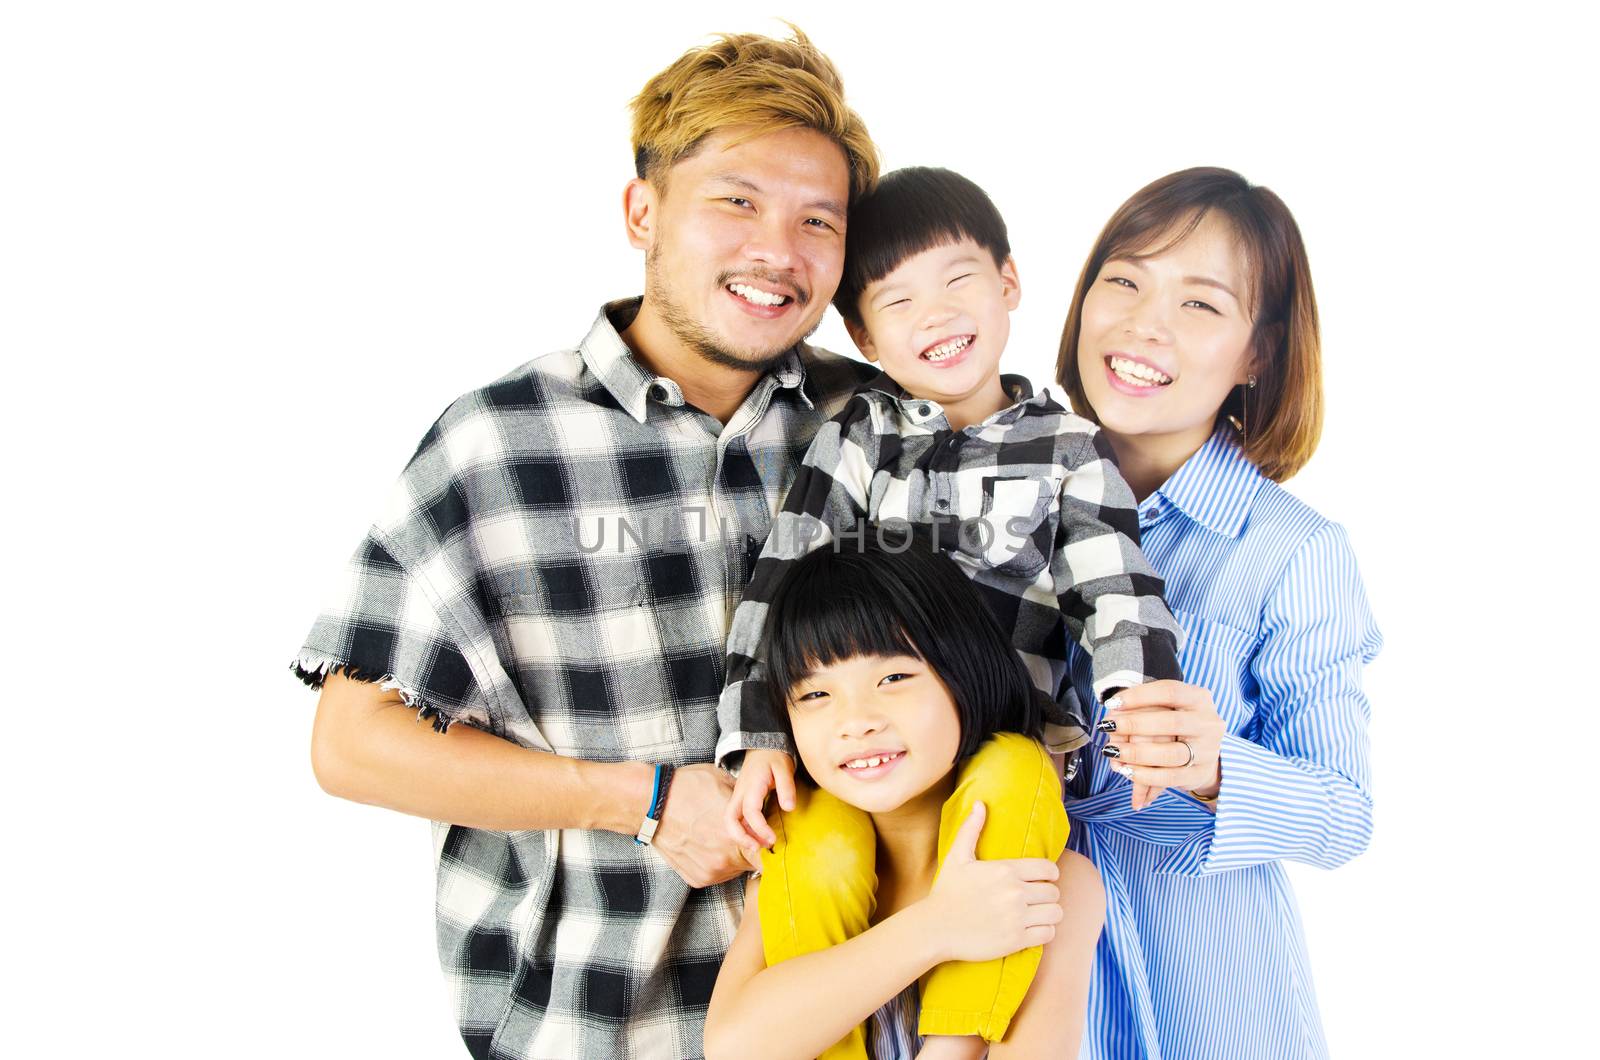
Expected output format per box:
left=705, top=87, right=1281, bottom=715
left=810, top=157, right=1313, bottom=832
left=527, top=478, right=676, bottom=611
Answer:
left=1115, top=764, right=1135, bottom=778
left=1106, top=695, right=1124, bottom=711
left=1095, top=719, right=1117, bottom=733
left=1100, top=745, right=1121, bottom=759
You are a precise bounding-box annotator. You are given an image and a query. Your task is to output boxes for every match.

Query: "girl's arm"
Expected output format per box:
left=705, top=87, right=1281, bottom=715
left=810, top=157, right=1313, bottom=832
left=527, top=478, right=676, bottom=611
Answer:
left=705, top=875, right=950, bottom=1060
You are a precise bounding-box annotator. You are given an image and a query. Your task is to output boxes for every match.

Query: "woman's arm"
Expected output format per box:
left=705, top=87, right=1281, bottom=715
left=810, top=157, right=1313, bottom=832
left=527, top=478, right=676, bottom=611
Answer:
left=1104, top=522, right=1383, bottom=873
left=705, top=876, right=949, bottom=1060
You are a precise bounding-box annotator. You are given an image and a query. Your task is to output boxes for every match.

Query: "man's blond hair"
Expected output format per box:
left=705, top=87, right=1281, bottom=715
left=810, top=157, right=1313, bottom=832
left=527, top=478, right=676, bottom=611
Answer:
left=630, top=25, right=879, bottom=201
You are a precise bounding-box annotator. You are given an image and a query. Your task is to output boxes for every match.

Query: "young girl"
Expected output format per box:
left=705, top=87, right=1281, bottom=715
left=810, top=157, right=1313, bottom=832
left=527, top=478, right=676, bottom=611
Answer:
left=704, top=537, right=1105, bottom=1060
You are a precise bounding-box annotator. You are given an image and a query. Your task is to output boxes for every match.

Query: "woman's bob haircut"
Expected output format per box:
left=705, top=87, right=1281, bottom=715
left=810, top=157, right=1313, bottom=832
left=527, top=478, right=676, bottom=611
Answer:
left=1055, top=167, right=1323, bottom=482
left=759, top=530, right=1044, bottom=779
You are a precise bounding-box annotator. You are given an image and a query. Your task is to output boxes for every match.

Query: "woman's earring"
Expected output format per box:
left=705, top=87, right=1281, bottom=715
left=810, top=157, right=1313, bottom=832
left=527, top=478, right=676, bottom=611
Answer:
left=1228, top=375, right=1257, bottom=445
left=1244, top=374, right=1256, bottom=445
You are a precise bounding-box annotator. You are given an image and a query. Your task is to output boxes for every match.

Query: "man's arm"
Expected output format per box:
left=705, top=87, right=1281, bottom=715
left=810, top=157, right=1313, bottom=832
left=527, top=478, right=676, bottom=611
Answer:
left=312, top=673, right=746, bottom=886
left=311, top=672, right=651, bottom=832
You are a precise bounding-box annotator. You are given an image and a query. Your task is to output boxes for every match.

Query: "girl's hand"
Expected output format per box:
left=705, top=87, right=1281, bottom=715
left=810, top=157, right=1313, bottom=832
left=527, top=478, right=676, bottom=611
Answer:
left=724, top=749, right=797, bottom=852
left=1099, top=680, right=1224, bottom=811
left=924, top=802, right=1063, bottom=963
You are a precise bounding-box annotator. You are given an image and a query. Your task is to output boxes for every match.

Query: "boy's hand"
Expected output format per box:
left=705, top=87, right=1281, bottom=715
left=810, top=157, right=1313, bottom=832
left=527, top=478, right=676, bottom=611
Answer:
left=724, top=749, right=797, bottom=852
left=923, top=802, right=1063, bottom=963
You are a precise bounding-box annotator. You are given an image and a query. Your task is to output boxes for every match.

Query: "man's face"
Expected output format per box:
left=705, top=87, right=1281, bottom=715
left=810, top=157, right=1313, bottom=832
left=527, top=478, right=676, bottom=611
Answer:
left=638, top=126, right=851, bottom=371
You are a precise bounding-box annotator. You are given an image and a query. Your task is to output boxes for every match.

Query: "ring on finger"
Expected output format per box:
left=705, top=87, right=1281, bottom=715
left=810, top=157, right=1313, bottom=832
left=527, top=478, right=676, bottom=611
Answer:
left=1177, top=739, right=1194, bottom=768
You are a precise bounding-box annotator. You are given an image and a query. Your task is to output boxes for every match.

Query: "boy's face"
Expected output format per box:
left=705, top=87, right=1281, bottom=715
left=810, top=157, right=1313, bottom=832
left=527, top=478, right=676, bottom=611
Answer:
left=846, top=238, right=1020, bottom=417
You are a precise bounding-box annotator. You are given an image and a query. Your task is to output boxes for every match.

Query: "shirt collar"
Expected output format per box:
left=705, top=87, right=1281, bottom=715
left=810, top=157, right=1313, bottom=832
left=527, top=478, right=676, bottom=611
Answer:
left=579, top=298, right=811, bottom=424
left=1148, top=425, right=1265, bottom=539
left=863, top=372, right=1045, bottom=428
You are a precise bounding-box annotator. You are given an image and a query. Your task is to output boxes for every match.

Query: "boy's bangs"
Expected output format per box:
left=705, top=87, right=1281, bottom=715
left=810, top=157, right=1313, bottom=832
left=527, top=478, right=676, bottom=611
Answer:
left=833, top=166, right=1010, bottom=322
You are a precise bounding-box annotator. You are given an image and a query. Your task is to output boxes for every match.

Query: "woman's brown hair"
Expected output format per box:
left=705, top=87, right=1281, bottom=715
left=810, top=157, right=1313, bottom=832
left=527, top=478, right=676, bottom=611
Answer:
left=1055, top=167, right=1322, bottom=482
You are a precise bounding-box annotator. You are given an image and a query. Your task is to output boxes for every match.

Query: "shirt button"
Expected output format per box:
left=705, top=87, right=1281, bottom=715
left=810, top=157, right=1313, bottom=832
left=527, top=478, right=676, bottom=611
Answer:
left=935, top=498, right=949, bottom=510
left=918, top=404, right=931, bottom=416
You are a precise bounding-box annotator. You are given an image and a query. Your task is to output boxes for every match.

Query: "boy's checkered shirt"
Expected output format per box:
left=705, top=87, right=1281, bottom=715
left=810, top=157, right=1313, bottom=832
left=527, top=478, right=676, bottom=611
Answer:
left=290, top=299, right=875, bottom=1060
left=714, top=375, right=1185, bottom=768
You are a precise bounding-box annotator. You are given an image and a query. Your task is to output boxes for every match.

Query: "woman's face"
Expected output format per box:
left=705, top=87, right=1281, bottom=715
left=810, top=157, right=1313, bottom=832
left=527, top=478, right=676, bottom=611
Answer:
left=786, top=652, right=962, bottom=816
left=1077, top=211, right=1257, bottom=458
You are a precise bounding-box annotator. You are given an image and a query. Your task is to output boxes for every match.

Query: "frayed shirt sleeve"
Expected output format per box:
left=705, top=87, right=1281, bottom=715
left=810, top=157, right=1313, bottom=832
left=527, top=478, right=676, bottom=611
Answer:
left=1054, top=430, right=1185, bottom=701
left=1156, top=522, right=1382, bottom=876
left=291, top=409, right=504, bottom=738
left=714, top=405, right=875, bottom=770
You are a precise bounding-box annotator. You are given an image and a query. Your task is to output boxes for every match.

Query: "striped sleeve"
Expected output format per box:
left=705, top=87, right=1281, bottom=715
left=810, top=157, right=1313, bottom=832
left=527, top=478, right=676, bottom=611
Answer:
left=713, top=403, right=877, bottom=769
left=1157, top=522, right=1382, bottom=875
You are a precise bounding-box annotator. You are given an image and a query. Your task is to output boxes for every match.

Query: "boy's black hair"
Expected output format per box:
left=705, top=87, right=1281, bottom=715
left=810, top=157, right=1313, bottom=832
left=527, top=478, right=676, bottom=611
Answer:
left=759, top=529, right=1044, bottom=777
left=832, top=166, right=1012, bottom=325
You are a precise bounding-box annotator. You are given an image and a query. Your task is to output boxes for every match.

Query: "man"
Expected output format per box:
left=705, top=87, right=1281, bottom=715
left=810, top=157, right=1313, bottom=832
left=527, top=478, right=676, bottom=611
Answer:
left=292, top=27, right=879, bottom=1060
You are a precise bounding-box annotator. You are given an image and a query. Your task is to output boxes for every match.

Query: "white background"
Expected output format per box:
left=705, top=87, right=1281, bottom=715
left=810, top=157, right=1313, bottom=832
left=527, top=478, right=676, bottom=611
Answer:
left=4, top=2, right=1592, bottom=1056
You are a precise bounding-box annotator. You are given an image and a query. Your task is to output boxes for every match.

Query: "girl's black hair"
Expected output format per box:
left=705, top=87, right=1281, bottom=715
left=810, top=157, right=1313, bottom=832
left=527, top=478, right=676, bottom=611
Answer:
left=759, top=529, right=1044, bottom=770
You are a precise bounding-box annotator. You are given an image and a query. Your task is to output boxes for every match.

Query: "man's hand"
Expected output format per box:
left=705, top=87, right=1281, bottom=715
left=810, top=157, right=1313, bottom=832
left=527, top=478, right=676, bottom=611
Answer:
left=724, top=749, right=797, bottom=853
left=651, top=764, right=751, bottom=888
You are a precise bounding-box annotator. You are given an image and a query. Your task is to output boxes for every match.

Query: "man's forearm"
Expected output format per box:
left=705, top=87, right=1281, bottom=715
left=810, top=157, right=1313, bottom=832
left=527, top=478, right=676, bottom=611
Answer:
left=311, top=673, right=653, bottom=833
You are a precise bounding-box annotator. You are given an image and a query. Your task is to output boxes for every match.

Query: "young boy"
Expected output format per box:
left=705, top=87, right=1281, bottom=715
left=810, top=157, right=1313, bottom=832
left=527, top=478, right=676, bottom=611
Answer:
left=712, top=167, right=1183, bottom=1055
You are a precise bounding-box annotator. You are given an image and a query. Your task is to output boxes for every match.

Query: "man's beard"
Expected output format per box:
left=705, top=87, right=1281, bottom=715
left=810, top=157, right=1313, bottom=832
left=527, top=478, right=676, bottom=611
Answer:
left=646, top=244, right=818, bottom=373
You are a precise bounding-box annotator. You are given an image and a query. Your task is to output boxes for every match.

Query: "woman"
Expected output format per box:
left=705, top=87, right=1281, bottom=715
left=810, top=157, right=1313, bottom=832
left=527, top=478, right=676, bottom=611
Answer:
left=1056, top=167, right=1381, bottom=1059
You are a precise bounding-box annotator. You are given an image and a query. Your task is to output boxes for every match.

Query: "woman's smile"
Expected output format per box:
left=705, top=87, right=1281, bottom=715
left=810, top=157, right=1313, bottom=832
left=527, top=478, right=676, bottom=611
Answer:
left=1102, top=352, right=1174, bottom=394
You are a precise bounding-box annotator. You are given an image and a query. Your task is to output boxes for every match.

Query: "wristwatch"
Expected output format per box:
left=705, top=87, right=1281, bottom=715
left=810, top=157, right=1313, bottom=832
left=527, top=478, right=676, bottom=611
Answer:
left=634, top=763, right=676, bottom=846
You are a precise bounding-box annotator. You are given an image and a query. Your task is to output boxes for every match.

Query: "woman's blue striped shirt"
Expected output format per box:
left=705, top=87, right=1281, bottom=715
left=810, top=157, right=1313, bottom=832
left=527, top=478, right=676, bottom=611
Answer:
left=1066, top=426, right=1382, bottom=1060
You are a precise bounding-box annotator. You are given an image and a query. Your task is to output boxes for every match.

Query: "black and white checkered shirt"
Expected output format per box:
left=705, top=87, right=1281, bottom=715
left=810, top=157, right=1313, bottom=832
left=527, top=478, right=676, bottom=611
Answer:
left=714, top=376, right=1184, bottom=768
left=291, top=299, right=875, bottom=1059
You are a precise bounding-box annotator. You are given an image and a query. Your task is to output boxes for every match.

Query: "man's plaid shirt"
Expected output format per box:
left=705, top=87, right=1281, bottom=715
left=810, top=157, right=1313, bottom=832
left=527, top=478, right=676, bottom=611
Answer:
left=714, top=376, right=1185, bottom=768
left=291, top=299, right=875, bottom=1060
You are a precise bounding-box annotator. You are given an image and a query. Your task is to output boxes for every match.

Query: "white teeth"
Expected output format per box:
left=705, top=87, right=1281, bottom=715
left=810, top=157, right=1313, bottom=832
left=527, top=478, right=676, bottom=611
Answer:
left=728, top=282, right=788, bottom=307
left=923, top=336, right=972, bottom=362
left=845, top=753, right=900, bottom=770
left=1109, top=355, right=1171, bottom=386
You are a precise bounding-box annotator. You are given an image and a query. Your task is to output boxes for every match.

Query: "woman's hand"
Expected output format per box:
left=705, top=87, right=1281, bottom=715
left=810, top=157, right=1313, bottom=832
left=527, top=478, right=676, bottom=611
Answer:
left=1098, top=680, right=1225, bottom=811
left=923, top=802, right=1063, bottom=962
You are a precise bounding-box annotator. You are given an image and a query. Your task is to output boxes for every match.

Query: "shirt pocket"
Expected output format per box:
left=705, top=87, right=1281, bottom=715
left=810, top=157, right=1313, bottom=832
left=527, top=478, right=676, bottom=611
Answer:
left=495, top=583, right=685, bottom=761
left=961, top=474, right=1058, bottom=578
left=1169, top=605, right=1257, bottom=734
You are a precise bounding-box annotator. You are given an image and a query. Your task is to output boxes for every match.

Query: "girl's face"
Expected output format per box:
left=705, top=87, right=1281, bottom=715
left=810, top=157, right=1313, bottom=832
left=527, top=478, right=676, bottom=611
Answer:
left=786, top=652, right=963, bottom=815
left=1077, top=211, right=1257, bottom=458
